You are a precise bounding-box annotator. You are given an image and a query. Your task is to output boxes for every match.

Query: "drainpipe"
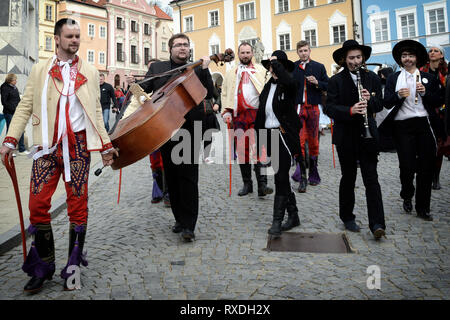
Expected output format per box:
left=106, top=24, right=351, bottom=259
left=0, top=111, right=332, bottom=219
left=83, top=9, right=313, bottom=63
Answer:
left=176, top=1, right=182, bottom=33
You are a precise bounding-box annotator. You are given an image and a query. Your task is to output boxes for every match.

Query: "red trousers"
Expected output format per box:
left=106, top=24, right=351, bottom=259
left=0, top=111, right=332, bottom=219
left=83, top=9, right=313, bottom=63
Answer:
left=299, top=104, right=320, bottom=157
left=232, top=106, right=258, bottom=164
left=29, top=131, right=91, bottom=225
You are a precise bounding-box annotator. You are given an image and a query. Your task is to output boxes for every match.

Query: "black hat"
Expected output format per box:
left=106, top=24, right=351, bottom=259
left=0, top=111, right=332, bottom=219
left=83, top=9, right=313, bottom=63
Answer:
left=332, top=40, right=372, bottom=65
left=262, top=50, right=295, bottom=72
left=392, top=39, right=429, bottom=68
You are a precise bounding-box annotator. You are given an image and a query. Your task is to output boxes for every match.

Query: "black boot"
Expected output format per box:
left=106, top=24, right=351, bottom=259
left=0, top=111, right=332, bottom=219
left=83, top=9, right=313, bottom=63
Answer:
left=281, top=192, right=300, bottom=231
left=62, top=223, right=88, bottom=291
left=268, top=195, right=289, bottom=238
left=23, top=224, right=55, bottom=294
left=255, top=163, right=273, bottom=197
left=432, top=172, right=441, bottom=190
left=297, top=158, right=308, bottom=193
left=238, top=164, right=253, bottom=196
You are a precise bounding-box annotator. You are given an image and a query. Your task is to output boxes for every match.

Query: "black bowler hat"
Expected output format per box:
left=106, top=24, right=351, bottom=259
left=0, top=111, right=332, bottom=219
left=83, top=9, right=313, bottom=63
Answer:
left=392, top=39, right=429, bottom=68
left=332, top=39, right=372, bottom=64
left=261, top=50, right=295, bottom=72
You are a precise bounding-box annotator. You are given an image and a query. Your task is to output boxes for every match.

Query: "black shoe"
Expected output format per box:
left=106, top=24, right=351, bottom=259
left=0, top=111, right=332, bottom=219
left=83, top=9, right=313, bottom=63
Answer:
left=268, top=195, right=288, bottom=238
left=181, top=229, right=195, bottom=241
left=417, top=211, right=433, bottom=221
left=172, top=222, right=182, bottom=233
left=403, top=199, right=413, bottom=213
left=238, top=183, right=253, bottom=196
left=24, top=275, right=52, bottom=294
left=297, top=180, right=307, bottom=193
left=151, top=197, right=162, bottom=204
left=281, top=193, right=300, bottom=231
left=432, top=179, right=441, bottom=190
left=258, top=185, right=273, bottom=197
left=344, top=220, right=361, bottom=232
left=163, top=193, right=171, bottom=207
left=372, top=225, right=385, bottom=240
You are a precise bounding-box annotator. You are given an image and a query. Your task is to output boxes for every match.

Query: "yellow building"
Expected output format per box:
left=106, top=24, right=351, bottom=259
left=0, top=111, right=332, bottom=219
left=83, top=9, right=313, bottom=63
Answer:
left=171, top=0, right=357, bottom=79
left=39, top=0, right=59, bottom=62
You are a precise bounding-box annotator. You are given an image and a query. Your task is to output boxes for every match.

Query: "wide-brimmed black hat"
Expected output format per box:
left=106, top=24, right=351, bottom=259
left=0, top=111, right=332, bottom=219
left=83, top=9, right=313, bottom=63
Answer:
left=262, top=50, right=295, bottom=72
left=332, top=40, right=372, bottom=65
left=392, top=39, right=429, bottom=68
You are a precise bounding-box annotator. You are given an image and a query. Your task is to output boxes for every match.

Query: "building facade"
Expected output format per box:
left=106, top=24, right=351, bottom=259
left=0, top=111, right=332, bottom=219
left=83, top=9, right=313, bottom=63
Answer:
left=171, top=0, right=356, bottom=80
left=38, top=0, right=59, bottom=62
left=104, top=0, right=173, bottom=89
left=361, top=0, right=450, bottom=69
left=0, top=0, right=39, bottom=146
left=58, top=0, right=109, bottom=73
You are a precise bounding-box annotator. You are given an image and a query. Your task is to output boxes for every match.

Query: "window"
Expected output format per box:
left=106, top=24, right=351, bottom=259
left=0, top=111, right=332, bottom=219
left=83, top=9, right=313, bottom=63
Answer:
left=117, top=43, right=124, bottom=62
left=87, top=50, right=94, bottom=64
left=429, top=8, right=445, bottom=34
left=117, top=17, right=124, bottom=30
left=144, top=23, right=151, bottom=35
left=303, top=0, right=314, bottom=8
left=373, top=18, right=388, bottom=42
left=100, top=26, right=106, bottom=39
left=279, top=34, right=290, bottom=51
left=400, top=14, right=415, bottom=38
left=45, top=5, right=52, bottom=21
left=240, top=38, right=257, bottom=47
left=185, top=16, right=193, bottom=32
left=131, top=45, right=138, bottom=64
left=131, top=20, right=138, bottom=33
left=209, top=10, right=219, bottom=27
left=45, top=36, right=52, bottom=51
left=304, top=29, right=317, bottom=47
left=210, top=44, right=219, bottom=55
left=332, top=25, right=345, bottom=44
left=99, top=52, right=105, bottom=65
left=162, top=42, right=167, bottom=51
left=278, top=0, right=289, bottom=13
left=88, top=24, right=95, bottom=37
left=239, top=2, right=255, bottom=21
left=144, top=48, right=150, bottom=65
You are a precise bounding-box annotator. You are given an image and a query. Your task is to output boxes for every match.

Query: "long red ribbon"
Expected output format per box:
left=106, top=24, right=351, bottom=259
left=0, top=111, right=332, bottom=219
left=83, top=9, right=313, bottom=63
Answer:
left=226, top=119, right=232, bottom=197
left=4, top=153, right=27, bottom=262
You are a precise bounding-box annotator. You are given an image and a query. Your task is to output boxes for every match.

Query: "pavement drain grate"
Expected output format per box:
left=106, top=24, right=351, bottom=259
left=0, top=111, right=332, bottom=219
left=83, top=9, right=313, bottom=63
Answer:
left=266, top=232, right=354, bottom=254
left=170, top=261, right=186, bottom=266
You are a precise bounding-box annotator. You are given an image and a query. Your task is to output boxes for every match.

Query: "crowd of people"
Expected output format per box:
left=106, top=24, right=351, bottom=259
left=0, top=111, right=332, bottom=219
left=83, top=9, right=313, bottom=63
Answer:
left=0, top=17, right=448, bottom=294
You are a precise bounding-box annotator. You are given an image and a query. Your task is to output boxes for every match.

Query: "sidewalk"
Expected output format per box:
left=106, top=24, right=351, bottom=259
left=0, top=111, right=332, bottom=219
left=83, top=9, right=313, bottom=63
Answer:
left=0, top=151, right=104, bottom=255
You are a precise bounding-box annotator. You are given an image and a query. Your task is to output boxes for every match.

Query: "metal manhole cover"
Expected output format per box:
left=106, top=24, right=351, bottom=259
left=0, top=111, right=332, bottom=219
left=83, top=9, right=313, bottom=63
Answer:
left=266, top=232, right=354, bottom=253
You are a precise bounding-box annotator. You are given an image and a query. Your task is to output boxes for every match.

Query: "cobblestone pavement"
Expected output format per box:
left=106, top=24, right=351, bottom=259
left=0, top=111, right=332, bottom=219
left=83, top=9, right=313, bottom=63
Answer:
left=0, top=127, right=448, bottom=300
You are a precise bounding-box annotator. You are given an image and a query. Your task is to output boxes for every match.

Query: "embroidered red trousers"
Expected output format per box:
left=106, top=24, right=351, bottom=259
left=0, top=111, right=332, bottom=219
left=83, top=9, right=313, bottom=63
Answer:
left=29, top=130, right=91, bottom=225
left=299, top=104, right=320, bottom=157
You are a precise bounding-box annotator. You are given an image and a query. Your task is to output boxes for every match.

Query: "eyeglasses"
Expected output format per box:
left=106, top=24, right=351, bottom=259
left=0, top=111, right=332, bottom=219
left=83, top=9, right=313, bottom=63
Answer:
left=172, top=43, right=190, bottom=48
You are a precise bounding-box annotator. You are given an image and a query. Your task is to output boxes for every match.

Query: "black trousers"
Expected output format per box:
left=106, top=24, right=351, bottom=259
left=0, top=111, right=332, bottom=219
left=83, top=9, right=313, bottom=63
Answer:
left=336, top=142, right=385, bottom=232
left=160, top=120, right=201, bottom=232
left=392, top=117, right=436, bottom=213
left=265, top=129, right=292, bottom=196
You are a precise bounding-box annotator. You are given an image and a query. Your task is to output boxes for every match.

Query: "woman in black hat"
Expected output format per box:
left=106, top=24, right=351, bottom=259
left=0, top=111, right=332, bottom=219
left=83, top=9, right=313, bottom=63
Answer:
left=254, top=50, right=302, bottom=238
left=323, top=40, right=386, bottom=239
left=383, top=39, right=445, bottom=221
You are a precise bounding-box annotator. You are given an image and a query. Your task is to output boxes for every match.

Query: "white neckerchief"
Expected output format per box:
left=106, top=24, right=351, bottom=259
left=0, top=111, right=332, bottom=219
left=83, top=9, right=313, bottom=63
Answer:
left=32, top=56, right=75, bottom=182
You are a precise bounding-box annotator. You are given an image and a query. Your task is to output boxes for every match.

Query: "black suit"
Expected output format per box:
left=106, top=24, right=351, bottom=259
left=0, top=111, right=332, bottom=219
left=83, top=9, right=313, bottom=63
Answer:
left=383, top=71, right=442, bottom=213
left=143, top=59, right=214, bottom=232
left=324, top=68, right=385, bottom=232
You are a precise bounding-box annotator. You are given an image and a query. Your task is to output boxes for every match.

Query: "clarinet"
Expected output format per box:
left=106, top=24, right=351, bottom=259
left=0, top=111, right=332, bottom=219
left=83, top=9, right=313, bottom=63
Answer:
left=355, top=65, right=373, bottom=139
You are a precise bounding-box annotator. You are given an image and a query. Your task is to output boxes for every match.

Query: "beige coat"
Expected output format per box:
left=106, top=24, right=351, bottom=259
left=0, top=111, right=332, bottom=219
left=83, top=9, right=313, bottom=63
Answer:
left=6, top=57, right=111, bottom=151
left=221, top=62, right=267, bottom=116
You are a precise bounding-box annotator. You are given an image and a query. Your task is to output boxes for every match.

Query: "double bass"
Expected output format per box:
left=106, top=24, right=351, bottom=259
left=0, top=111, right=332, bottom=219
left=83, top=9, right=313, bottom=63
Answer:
left=108, top=49, right=234, bottom=170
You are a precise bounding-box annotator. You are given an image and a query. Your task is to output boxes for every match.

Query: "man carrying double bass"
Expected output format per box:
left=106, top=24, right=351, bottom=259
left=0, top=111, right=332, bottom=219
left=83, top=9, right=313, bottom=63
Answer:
left=125, top=33, right=214, bottom=241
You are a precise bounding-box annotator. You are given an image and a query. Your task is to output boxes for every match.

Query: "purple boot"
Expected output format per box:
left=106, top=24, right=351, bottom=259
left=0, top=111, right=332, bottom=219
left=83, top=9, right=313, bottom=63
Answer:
left=308, top=156, right=321, bottom=186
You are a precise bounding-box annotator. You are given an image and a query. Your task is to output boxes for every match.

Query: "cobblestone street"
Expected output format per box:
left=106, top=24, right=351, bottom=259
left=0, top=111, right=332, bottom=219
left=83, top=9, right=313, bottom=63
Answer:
left=0, top=129, right=449, bottom=300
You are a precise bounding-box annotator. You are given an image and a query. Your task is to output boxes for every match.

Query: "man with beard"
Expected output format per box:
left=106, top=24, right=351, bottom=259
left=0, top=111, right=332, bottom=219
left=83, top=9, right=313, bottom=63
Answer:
left=221, top=42, right=273, bottom=197
left=324, top=40, right=386, bottom=239
left=125, top=33, right=214, bottom=241
left=383, top=40, right=444, bottom=221
left=0, top=18, right=118, bottom=293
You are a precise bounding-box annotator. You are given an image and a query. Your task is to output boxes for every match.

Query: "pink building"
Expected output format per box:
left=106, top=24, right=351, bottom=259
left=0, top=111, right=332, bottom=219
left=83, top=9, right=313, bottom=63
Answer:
left=104, top=0, right=172, bottom=89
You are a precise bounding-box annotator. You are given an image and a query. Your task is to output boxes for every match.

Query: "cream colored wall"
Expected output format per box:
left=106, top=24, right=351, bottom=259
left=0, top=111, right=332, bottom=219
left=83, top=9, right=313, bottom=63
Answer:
left=39, top=0, right=58, bottom=62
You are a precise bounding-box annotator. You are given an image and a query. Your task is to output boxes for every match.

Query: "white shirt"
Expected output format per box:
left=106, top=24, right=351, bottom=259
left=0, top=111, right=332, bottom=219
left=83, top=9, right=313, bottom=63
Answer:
left=264, top=83, right=280, bottom=129
left=235, top=64, right=260, bottom=109
left=394, top=69, right=428, bottom=121
left=300, top=60, right=309, bottom=104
